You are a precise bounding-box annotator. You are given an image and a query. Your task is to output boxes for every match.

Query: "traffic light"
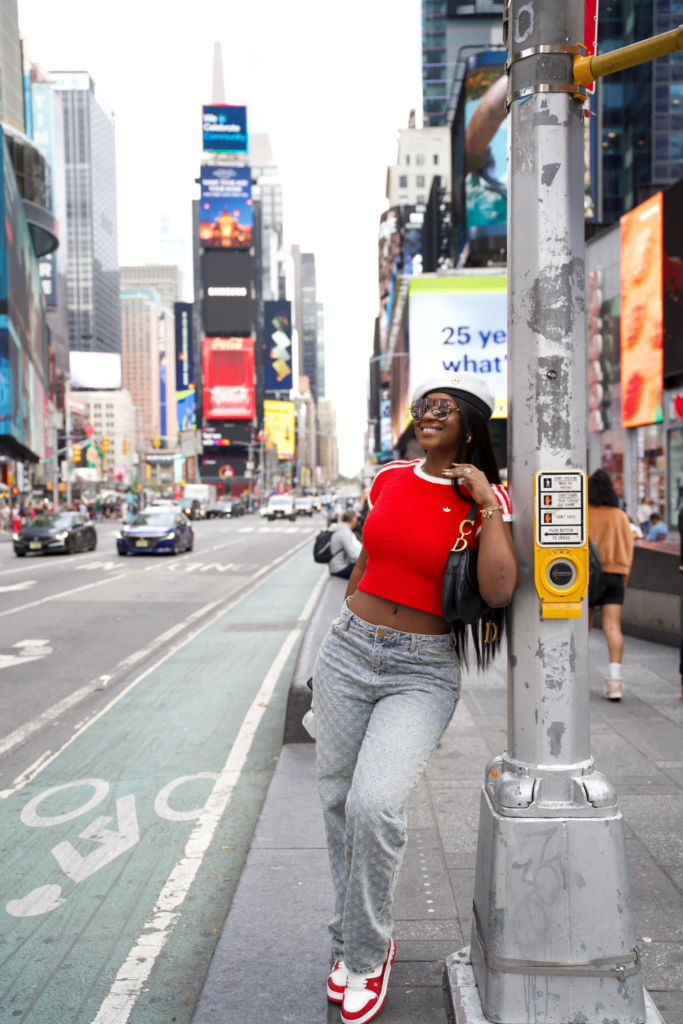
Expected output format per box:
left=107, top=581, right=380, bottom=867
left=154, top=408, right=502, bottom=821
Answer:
left=122, top=437, right=130, bottom=455
left=101, top=436, right=110, bottom=453
left=72, top=446, right=82, bottom=464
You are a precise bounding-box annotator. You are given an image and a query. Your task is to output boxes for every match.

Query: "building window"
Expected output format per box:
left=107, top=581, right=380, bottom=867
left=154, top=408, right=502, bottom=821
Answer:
left=416, top=154, right=425, bottom=166
left=399, top=175, right=408, bottom=187
left=417, top=195, right=426, bottom=204
left=417, top=175, right=425, bottom=187
left=406, top=154, right=411, bottom=165
left=434, top=154, right=439, bottom=165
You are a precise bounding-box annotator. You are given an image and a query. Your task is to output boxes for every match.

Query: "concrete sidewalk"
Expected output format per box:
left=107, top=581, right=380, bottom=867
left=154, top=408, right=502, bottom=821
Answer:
left=194, top=625, right=683, bottom=1024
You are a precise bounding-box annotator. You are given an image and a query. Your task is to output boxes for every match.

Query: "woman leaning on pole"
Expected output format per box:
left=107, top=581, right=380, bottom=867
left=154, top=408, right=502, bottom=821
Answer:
left=313, top=372, right=520, bottom=1024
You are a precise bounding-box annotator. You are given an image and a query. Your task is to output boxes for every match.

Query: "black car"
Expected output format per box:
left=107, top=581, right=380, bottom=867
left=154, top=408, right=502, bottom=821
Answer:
left=14, top=513, right=97, bottom=557
left=207, top=500, right=245, bottom=519
left=117, top=511, right=194, bottom=555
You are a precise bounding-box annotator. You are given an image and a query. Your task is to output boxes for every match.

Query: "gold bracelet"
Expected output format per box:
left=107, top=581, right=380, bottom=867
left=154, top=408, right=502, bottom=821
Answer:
left=481, top=504, right=503, bottom=519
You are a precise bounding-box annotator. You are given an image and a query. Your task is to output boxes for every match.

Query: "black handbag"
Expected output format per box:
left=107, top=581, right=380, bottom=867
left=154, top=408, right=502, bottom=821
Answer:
left=442, top=500, right=497, bottom=641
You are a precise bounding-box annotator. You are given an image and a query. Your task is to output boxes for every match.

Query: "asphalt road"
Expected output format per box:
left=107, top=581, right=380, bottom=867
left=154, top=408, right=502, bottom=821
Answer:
left=0, top=512, right=328, bottom=1023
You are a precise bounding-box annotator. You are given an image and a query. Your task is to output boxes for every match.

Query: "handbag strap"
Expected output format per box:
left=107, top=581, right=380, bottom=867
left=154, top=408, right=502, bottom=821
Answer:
left=450, top=500, right=480, bottom=553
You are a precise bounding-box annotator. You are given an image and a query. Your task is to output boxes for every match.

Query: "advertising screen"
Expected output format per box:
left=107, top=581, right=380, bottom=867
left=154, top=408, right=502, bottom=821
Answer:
left=202, top=251, right=253, bottom=336
left=407, top=276, right=508, bottom=419
left=452, top=53, right=508, bottom=259
left=202, top=104, right=248, bottom=154
left=264, top=399, right=295, bottom=460
left=199, top=166, right=253, bottom=250
left=663, top=178, right=683, bottom=378
left=200, top=452, right=253, bottom=481
left=69, top=351, right=122, bottom=390
left=174, top=302, right=195, bottom=432
left=263, top=300, right=293, bottom=391
left=202, top=421, right=252, bottom=447
left=620, top=193, right=663, bottom=428
left=202, top=337, right=255, bottom=420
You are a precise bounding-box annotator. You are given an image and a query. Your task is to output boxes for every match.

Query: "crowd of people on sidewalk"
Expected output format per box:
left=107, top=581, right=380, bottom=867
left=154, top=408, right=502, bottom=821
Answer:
left=0, top=491, right=143, bottom=532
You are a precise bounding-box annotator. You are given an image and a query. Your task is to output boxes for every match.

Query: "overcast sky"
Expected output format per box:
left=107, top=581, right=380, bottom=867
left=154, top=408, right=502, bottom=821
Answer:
left=18, top=0, right=423, bottom=476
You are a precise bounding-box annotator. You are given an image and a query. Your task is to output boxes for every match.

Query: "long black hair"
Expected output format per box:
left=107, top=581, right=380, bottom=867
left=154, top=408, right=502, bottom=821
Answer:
left=445, top=395, right=508, bottom=672
left=588, top=468, right=620, bottom=508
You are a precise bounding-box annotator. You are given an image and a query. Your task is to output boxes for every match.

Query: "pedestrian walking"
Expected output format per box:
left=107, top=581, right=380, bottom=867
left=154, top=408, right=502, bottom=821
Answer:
left=328, top=510, right=363, bottom=580
left=588, top=469, right=635, bottom=700
left=314, top=373, right=519, bottom=1024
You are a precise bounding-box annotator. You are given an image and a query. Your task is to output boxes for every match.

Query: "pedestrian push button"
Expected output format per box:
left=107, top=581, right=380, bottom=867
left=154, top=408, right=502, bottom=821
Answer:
left=547, top=560, right=577, bottom=589
left=533, top=470, right=589, bottom=619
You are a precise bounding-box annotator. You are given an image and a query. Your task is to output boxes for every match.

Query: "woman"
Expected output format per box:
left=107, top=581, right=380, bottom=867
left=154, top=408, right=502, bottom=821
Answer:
left=588, top=469, right=634, bottom=701
left=315, top=373, right=519, bottom=1024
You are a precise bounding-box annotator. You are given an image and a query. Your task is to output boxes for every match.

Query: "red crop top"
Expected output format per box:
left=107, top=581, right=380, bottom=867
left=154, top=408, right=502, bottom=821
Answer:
left=358, top=458, right=512, bottom=617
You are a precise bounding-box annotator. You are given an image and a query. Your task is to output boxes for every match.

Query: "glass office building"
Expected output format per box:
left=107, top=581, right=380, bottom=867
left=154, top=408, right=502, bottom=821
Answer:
left=51, top=72, right=121, bottom=354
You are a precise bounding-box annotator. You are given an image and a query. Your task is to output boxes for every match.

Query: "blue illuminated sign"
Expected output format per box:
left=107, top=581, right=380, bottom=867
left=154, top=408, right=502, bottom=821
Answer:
left=202, top=105, right=248, bottom=154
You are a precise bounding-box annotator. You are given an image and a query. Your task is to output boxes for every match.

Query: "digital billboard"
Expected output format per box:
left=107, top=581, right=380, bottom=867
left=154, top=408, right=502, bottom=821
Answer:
left=69, top=351, right=122, bottom=390
left=200, top=452, right=253, bottom=482
left=202, top=105, right=248, bottom=154
left=263, top=300, right=293, bottom=391
left=407, top=276, right=508, bottom=419
left=199, top=166, right=253, bottom=250
left=202, top=251, right=253, bottom=336
left=378, top=208, right=402, bottom=356
left=620, top=193, right=663, bottom=428
left=264, top=399, right=295, bottom=460
left=663, top=178, right=683, bottom=379
left=452, top=53, right=508, bottom=260
left=174, top=302, right=196, bottom=431
left=202, top=421, right=252, bottom=447
left=202, top=337, right=255, bottom=420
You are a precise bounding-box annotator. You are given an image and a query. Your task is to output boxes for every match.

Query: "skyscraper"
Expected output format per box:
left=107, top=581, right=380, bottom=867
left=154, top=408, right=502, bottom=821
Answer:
left=120, top=289, right=161, bottom=446
left=250, top=133, right=284, bottom=302
left=120, top=265, right=182, bottom=313
left=0, top=0, right=25, bottom=132
left=51, top=72, right=120, bottom=354
left=422, top=0, right=504, bottom=128
left=292, top=247, right=319, bottom=401
left=316, top=302, right=325, bottom=400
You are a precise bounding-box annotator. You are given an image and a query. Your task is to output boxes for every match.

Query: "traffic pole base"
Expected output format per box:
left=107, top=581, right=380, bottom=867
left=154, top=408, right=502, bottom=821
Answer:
left=446, top=948, right=666, bottom=1024
left=465, top=786, right=647, bottom=1024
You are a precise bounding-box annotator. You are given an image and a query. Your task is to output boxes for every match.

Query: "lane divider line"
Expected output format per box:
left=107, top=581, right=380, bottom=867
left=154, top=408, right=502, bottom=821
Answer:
left=0, top=574, right=127, bottom=620
left=0, top=533, right=316, bottom=800
left=90, top=567, right=329, bottom=1024
left=0, top=603, right=219, bottom=761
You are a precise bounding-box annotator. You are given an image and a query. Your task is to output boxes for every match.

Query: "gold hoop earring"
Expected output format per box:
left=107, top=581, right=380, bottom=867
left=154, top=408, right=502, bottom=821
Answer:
left=466, top=434, right=472, bottom=443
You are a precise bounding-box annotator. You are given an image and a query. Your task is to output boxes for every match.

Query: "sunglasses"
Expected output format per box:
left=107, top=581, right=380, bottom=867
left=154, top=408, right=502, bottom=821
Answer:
left=410, top=398, right=460, bottom=421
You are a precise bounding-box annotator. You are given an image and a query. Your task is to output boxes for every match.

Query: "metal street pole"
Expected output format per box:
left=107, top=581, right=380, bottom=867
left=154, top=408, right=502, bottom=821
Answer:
left=465, top=0, right=646, bottom=1021
left=65, top=375, right=72, bottom=509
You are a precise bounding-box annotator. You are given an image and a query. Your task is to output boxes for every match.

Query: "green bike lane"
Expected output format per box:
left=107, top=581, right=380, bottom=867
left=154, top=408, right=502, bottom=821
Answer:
left=0, top=546, right=326, bottom=1024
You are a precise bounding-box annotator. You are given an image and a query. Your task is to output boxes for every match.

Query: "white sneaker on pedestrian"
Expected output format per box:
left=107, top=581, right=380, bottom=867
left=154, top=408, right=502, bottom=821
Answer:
left=327, top=959, right=347, bottom=1003
left=341, top=939, right=396, bottom=1024
left=604, top=677, right=623, bottom=700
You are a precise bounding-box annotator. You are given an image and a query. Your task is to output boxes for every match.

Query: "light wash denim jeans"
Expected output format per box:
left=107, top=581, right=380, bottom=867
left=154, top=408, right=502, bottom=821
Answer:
left=314, top=601, right=461, bottom=974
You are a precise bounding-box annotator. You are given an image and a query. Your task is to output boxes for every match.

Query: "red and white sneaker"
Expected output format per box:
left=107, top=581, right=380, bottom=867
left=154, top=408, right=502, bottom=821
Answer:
left=341, top=939, right=396, bottom=1024
left=327, top=959, right=347, bottom=1003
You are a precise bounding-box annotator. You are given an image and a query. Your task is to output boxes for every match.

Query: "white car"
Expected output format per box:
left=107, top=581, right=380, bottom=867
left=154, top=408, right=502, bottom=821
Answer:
left=264, top=496, right=297, bottom=522
left=295, top=497, right=314, bottom=517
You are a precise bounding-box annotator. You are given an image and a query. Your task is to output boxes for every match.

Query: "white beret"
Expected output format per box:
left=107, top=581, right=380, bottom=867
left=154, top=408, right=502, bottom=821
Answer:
left=411, top=372, right=495, bottom=420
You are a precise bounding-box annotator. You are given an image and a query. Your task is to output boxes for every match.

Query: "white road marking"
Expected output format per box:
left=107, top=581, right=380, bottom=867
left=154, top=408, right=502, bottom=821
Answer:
left=0, top=574, right=126, bottom=620
left=0, top=580, right=37, bottom=593
left=0, top=549, right=105, bottom=577
left=90, top=629, right=301, bottom=1023
left=52, top=794, right=139, bottom=884
left=0, top=532, right=315, bottom=800
left=237, top=526, right=254, bottom=532
left=0, top=638, right=53, bottom=672
left=21, top=779, right=110, bottom=827
left=73, top=561, right=118, bottom=572
left=91, top=569, right=329, bottom=1023
left=6, top=884, right=66, bottom=917
left=0, top=605, right=217, bottom=758
left=154, top=773, right=220, bottom=822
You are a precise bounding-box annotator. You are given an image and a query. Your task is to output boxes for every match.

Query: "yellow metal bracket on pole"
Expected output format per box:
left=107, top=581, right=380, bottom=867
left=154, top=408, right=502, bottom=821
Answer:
left=575, top=24, right=683, bottom=85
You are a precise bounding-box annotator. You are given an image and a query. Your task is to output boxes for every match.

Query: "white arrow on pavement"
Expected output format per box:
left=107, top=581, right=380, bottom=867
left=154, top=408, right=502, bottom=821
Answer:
left=0, top=640, right=53, bottom=672
left=51, top=794, right=140, bottom=883
left=0, top=580, right=37, bottom=593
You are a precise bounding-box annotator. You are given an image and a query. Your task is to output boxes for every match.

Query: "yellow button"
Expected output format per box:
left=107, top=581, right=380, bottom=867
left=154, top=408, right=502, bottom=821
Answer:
left=377, top=629, right=386, bottom=637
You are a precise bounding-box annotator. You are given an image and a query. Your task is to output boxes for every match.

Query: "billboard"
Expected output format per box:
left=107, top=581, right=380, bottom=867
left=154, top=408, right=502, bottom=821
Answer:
left=199, top=166, right=253, bottom=250
left=407, top=276, right=508, bottom=419
left=264, top=399, right=295, bottom=460
left=174, top=302, right=195, bottom=431
left=69, top=351, right=122, bottom=390
left=620, top=193, right=663, bottom=428
left=200, top=452, right=253, bottom=481
left=202, top=104, right=248, bottom=154
left=663, top=178, right=683, bottom=378
left=263, top=300, right=293, bottom=391
left=452, top=53, right=508, bottom=260
left=202, top=337, right=255, bottom=420
left=202, top=420, right=252, bottom=447
left=202, top=251, right=253, bottom=336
